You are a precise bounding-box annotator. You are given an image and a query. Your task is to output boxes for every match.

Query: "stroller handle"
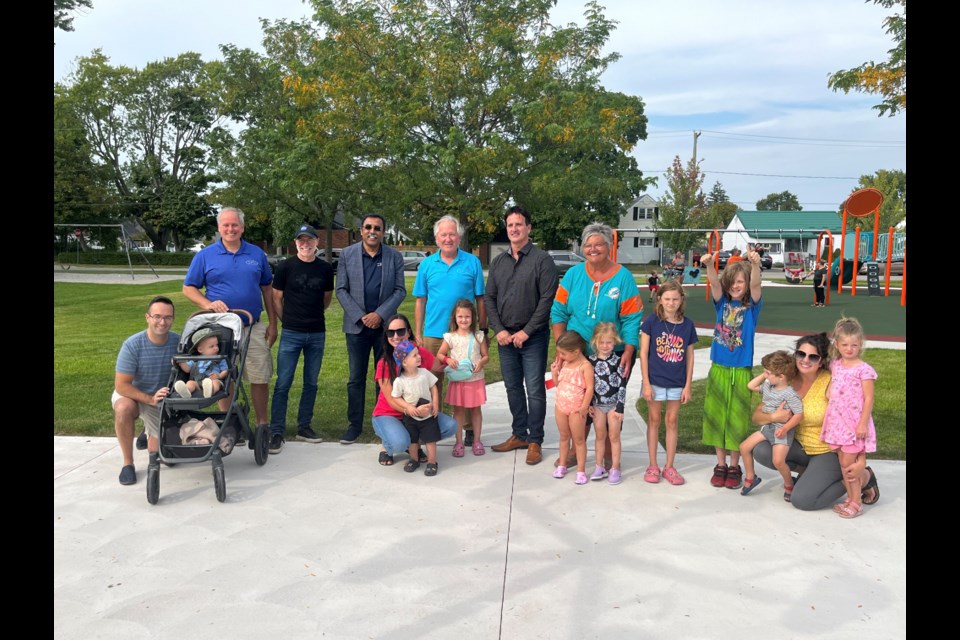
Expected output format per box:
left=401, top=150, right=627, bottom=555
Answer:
left=187, top=308, right=255, bottom=324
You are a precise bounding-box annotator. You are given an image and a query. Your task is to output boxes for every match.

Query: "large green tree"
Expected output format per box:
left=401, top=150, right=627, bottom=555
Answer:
left=58, top=51, right=224, bottom=250
left=845, top=169, right=906, bottom=230
left=828, top=0, right=906, bottom=117
left=54, top=0, right=93, bottom=34
left=275, top=0, right=650, bottom=250
left=756, top=191, right=802, bottom=212
left=655, top=156, right=707, bottom=254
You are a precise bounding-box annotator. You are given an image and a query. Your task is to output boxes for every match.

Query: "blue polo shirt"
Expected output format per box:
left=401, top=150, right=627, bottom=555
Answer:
left=184, top=239, right=272, bottom=323
left=412, top=249, right=485, bottom=339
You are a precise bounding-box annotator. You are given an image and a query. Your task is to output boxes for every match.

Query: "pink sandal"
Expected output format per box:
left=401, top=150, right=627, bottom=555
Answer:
left=662, top=467, right=685, bottom=485
left=833, top=499, right=852, bottom=514
left=452, top=442, right=465, bottom=458
left=838, top=501, right=864, bottom=518
left=472, top=440, right=485, bottom=456
left=643, top=465, right=661, bottom=483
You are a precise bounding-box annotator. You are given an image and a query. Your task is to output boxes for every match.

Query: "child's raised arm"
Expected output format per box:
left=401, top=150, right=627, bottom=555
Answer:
left=746, top=250, right=763, bottom=302
left=747, top=372, right=766, bottom=392
left=700, top=253, right=723, bottom=302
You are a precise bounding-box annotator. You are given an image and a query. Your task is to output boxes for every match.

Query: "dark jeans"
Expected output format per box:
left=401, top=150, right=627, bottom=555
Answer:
left=498, top=327, right=549, bottom=444
left=346, top=326, right=384, bottom=435
left=813, top=285, right=825, bottom=305
left=270, top=329, right=326, bottom=435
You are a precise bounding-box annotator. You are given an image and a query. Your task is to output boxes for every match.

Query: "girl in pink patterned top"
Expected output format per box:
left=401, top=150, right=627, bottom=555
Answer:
left=820, top=317, right=877, bottom=519
left=550, top=330, right=595, bottom=485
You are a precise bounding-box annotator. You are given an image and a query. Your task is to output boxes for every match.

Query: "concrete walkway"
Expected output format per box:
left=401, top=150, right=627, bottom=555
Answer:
left=54, top=330, right=906, bottom=639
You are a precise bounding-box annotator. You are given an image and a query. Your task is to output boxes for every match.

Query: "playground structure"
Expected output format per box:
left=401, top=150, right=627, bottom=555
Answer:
left=54, top=223, right=161, bottom=280
left=610, top=187, right=905, bottom=307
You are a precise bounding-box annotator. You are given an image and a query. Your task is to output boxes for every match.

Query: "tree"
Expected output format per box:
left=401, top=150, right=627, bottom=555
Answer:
left=845, top=169, right=906, bottom=230
left=58, top=51, right=224, bottom=250
left=707, top=181, right=729, bottom=205
left=655, top=155, right=707, bottom=254
left=756, top=191, right=802, bottom=211
left=827, top=0, right=906, bottom=117
left=277, top=0, right=651, bottom=250
left=54, top=0, right=93, bottom=34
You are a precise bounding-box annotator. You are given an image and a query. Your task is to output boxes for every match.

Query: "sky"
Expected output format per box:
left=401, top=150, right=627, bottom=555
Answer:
left=53, top=0, right=906, bottom=212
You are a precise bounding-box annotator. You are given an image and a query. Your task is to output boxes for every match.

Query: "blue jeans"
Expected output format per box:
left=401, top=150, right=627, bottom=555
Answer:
left=497, top=327, right=549, bottom=444
left=270, top=329, right=326, bottom=435
left=372, top=412, right=457, bottom=455
left=345, top=327, right=384, bottom=435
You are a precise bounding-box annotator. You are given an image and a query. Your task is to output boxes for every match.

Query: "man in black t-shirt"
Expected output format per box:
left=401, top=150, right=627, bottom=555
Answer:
left=268, top=224, right=335, bottom=452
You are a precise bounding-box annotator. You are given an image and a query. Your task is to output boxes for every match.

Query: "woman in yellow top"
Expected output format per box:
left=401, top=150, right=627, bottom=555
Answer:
left=748, top=333, right=880, bottom=510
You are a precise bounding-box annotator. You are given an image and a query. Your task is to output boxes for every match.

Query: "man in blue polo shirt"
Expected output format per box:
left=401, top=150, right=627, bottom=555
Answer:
left=183, top=207, right=277, bottom=436
left=413, top=215, right=486, bottom=446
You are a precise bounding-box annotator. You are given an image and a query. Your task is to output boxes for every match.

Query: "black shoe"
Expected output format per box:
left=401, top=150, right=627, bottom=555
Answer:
left=339, top=428, right=360, bottom=445
left=296, top=427, right=322, bottom=443
left=269, top=434, right=284, bottom=454
left=118, top=464, right=136, bottom=485
left=463, top=429, right=474, bottom=447
left=135, top=431, right=148, bottom=451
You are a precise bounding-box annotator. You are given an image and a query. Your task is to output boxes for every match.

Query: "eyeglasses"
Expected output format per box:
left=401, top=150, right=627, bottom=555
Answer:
left=363, top=224, right=382, bottom=232
left=148, top=314, right=174, bottom=323
left=794, top=351, right=822, bottom=363
left=385, top=327, right=408, bottom=338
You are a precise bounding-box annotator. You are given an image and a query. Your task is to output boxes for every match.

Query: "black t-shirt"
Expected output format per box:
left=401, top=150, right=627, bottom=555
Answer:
left=272, top=256, right=335, bottom=332
left=812, top=268, right=826, bottom=287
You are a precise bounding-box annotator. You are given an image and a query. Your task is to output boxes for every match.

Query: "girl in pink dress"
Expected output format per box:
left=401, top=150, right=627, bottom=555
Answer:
left=550, top=330, right=595, bottom=485
left=437, top=299, right=489, bottom=457
left=820, top=317, right=877, bottom=519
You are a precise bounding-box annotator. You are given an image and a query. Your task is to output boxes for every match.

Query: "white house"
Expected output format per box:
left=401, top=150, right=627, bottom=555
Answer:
left=614, top=194, right=661, bottom=264
left=722, top=211, right=844, bottom=266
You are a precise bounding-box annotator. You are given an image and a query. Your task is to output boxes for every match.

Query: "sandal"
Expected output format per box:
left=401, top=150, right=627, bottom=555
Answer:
left=472, top=440, right=485, bottom=456
left=418, top=447, right=428, bottom=463
left=643, top=465, right=661, bottom=483
left=740, top=475, right=762, bottom=496
left=452, top=442, right=465, bottom=458
left=662, top=467, right=685, bottom=485
left=378, top=451, right=394, bottom=466
left=838, top=501, right=864, bottom=518
left=862, top=466, right=880, bottom=505
left=404, top=459, right=420, bottom=473
left=833, top=499, right=852, bottom=514
left=424, top=462, right=438, bottom=477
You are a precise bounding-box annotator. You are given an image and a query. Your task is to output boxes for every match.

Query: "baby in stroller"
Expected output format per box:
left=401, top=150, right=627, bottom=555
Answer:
left=174, top=327, right=228, bottom=398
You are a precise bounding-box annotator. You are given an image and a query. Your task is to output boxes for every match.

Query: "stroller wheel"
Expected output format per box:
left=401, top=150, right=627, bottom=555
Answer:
left=254, top=425, right=270, bottom=466
left=146, top=466, right=160, bottom=505
left=213, top=465, right=226, bottom=503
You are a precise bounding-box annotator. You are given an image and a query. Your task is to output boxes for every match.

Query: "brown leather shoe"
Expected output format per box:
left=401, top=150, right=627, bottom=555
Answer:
left=491, top=435, right=528, bottom=452
left=525, top=443, right=542, bottom=465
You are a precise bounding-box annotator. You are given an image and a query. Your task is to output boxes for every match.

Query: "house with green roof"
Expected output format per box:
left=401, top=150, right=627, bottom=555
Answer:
left=723, top=210, right=843, bottom=265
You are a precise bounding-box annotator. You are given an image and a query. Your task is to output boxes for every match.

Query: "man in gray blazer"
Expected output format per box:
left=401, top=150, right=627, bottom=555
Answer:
left=335, top=214, right=407, bottom=444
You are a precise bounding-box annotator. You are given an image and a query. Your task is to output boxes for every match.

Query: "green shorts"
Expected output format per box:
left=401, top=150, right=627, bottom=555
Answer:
left=701, top=364, right=753, bottom=451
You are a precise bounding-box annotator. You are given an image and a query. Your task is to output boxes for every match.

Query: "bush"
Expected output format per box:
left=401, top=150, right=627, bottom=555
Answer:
left=56, top=251, right=196, bottom=266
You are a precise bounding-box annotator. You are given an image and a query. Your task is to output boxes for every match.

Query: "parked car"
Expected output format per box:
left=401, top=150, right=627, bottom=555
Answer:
left=713, top=250, right=732, bottom=270
left=269, top=248, right=343, bottom=273
left=547, top=250, right=586, bottom=276
left=760, top=254, right=773, bottom=270
left=859, top=258, right=904, bottom=276
left=400, top=250, right=429, bottom=271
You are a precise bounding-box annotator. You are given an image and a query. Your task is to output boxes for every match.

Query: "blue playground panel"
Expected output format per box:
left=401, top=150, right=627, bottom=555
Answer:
left=841, top=232, right=906, bottom=261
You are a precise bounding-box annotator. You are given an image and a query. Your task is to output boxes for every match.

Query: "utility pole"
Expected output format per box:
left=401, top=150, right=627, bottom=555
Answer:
left=692, top=130, right=701, bottom=164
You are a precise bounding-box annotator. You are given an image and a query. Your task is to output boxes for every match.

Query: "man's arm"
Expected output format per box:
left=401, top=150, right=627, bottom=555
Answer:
left=182, top=284, right=226, bottom=313
left=261, top=283, right=278, bottom=347
left=272, top=287, right=284, bottom=322
left=414, top=297, right=427, bottom=346
left=115, top=371, right=167, bottom=406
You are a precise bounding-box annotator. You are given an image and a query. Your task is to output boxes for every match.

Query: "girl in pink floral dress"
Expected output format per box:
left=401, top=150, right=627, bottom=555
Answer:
left=820, top=317, right=877, bottom=519
left=550, top=331, right=594, bottom=485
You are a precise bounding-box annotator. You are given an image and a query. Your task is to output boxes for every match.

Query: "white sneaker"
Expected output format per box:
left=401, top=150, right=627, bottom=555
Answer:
left=174, top=380, right=191, bottom=398
left=202, top=378, right=214, bottom=398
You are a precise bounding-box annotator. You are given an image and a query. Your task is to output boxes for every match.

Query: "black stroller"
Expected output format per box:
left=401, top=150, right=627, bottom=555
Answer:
left=146, top=309, right=270, bottom=504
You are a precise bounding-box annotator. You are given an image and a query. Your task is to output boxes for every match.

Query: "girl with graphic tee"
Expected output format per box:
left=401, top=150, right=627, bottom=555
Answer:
left=699, top=249, right=763, bottom=490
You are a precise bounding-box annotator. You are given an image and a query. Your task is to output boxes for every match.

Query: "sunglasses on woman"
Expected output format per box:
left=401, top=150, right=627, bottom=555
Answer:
left=794, top=351, right=822, bottom=363
left=385, top=327, right=409, bottom=338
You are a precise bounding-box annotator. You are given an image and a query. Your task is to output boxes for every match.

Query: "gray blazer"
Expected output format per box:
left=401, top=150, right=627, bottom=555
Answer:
left=336, top=242, right=407, bottom=334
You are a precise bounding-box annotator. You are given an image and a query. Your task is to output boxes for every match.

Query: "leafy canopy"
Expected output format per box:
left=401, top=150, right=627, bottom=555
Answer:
left=827, top=0, right=906, bottom=117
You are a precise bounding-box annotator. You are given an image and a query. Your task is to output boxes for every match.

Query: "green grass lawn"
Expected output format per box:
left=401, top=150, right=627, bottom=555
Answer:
left=54, top=279, right=507, bottom=443
left=55, top=280, right=905, bottom=459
